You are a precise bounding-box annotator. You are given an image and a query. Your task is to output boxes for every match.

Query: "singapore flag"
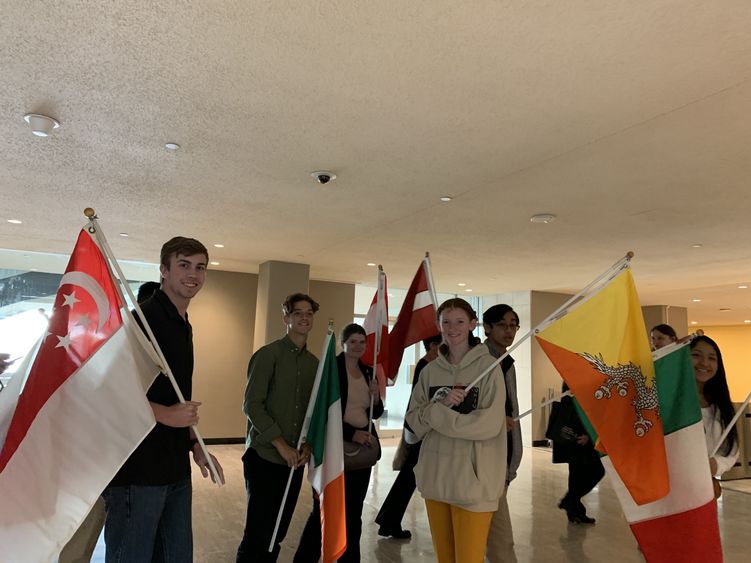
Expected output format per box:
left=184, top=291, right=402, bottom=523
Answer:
left=0, top=229, right=161, bottom=563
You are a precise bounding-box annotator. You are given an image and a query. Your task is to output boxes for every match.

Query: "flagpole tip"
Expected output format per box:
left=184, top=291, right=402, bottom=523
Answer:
left=425, top=251, right=430, bottom=258
left=626, top=251, right=634, bottom=259
left=83, top=207, right=96, bottom=218
left=696, top=329, right=704, bottom=336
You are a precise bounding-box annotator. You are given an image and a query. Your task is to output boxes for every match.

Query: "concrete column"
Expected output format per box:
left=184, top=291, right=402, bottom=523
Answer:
left=642, top=305, right=688, bottom=337
left=253, top=261, right=310, bottom=350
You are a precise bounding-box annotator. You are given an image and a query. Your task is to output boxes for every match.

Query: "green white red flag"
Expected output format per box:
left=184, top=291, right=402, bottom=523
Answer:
left=304, top=332, right=347, bottom=562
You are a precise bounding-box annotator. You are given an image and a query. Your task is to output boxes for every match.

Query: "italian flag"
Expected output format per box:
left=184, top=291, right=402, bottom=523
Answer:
left=608, top=345, right=722, bottom=562
left=305, top=333, right=347, bottom=562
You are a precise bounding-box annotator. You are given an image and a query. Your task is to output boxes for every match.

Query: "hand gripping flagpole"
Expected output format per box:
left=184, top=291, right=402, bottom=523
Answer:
left=268, top=323, right=335, bottom=553
left=432, top=252, right=634, bottom=404
left=82, top=208, right=223, bottom=486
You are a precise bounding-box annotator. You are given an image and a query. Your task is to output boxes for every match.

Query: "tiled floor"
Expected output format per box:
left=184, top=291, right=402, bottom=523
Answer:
left=85, top=441, right=750, bottom=562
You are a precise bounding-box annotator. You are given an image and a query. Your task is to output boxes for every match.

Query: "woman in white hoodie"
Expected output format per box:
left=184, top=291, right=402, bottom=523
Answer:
left=405, top=298, right=506, bottom=563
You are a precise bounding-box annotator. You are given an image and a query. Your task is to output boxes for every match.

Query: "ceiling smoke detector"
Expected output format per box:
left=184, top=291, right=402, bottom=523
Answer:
left=23, top=113, right=60, bottom=137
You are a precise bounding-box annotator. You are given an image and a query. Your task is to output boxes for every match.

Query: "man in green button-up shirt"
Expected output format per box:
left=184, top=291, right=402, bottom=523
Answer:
left=236, top=293, right=320, bottom=563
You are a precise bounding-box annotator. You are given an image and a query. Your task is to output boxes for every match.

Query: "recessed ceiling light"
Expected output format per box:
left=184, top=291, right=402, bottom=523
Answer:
left=367, top=263, right=376, bottom=267
left=464, top=288, right=473, bottom=292
left=691, top=244, right=703, bottom=248
left=23, top=113, right=60, bottom=137
left=745, top=320, right=751, bottom=324
left=165, top=142, right=180, bottom=151
left=210, top=261, right=220, bottom=266
left=7, top=219, right=22, bottom=224
left=692, top=299, right=701, bottom=303
left=213, top=244, right=224, bottom=248
left=690, top=321, right=698, bottom=325
left=719, top=308, right=731, bottom=311
left=119, top=233, right=128, bottom=237
left=440, top=196, right=453, bottom=202
left=530, top=213, right=556, bottom=224
left=738, top=285, right=748, bottom=289
left=457, top=283, right=467, bottom=287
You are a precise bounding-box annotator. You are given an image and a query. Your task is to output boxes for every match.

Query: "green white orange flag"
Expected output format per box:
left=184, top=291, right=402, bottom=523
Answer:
left=611, top=344, right=722, bottom=562
left=536, top=269, right=669, bottom=505
left=305, top=333, right=347, bottom=562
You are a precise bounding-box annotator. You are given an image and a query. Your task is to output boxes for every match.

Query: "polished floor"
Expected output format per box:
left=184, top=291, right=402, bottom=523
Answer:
left=85, top=440, right=750, bottom=562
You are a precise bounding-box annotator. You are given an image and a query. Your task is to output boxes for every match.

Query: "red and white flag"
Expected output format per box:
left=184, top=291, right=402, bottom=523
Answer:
left=0, top=229, right=161, bottom=562
left=386, top=256, right=440, bottom=380
left=361, top=267, right=389, bottom=395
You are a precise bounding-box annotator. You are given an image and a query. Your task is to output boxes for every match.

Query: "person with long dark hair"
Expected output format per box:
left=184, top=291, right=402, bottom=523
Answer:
left=690, top=335, right=739, bottom=479
left=650, top=324, right=678, bottom=350
left=294, top=323, right=383, bottom=563
left=405, top=298, right=506, bottom=563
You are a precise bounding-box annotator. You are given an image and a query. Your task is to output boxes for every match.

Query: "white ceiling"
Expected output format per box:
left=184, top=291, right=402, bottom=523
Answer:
left=2, top=1, right=751, bottom=326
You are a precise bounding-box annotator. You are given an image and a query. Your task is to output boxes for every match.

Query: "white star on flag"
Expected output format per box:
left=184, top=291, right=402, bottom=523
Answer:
left=62, top=292, right=80, bottom=309
left=55, top=333, right=72, bottom=352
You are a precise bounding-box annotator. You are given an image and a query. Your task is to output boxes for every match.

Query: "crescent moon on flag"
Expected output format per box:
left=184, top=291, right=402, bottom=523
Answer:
left=59, top=271, right=112, bottom=331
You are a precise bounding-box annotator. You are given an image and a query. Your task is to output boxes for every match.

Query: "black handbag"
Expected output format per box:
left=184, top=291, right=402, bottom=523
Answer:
left=545, top=400, right=579, bottom=444
left=343, top=438, right=381, bottom=471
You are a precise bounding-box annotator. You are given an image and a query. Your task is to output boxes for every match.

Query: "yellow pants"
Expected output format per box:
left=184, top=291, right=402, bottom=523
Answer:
left=425, top=499, right=493, bottom=563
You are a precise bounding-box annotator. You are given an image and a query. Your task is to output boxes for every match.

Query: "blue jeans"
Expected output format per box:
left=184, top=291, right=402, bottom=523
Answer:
left=103, top=478, right=192, bottom=563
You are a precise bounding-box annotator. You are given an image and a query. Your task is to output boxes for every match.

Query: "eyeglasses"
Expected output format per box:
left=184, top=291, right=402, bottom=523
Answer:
left=494, top=323, right=519, bottom=332
left=290, top=311, right=314, bottom=319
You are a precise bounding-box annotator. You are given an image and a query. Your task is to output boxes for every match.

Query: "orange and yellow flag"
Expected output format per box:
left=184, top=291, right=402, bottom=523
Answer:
left=536, top=269, right=668, bottom=505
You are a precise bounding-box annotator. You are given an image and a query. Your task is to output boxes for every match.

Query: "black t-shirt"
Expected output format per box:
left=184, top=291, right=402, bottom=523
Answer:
left=109, top=289, right=194, bottom=486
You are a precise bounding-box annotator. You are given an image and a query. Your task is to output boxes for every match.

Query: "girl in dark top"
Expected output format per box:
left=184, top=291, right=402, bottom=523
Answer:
left=551, top=384, right=604, bottom=524
left=294, top=323, right=383, bottom=563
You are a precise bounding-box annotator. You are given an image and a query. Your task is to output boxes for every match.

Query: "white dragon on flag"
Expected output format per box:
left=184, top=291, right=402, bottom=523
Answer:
left=579, top=352, right=660, bottom=438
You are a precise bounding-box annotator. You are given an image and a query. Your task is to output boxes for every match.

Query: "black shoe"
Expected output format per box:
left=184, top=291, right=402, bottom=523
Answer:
left=568, top=513, right=596, bottom=524
left=378, top=526, right=412, bottom=539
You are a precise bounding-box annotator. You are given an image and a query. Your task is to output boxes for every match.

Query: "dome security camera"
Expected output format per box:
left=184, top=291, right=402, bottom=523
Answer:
left=311, top=171, right=336, bottom=185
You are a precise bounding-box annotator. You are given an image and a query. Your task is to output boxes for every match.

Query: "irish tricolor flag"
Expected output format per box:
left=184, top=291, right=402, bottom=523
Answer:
left=611, top=344, right=722, bottom=562
left=304, top=332, right=347, bottom=562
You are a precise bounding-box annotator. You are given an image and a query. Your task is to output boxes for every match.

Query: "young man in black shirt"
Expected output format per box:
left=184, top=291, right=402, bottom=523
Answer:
left=103, top=237, right=224, bottom=562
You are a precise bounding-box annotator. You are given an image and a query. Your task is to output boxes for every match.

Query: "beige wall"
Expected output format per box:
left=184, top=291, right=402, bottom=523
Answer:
left=188, top=273, right=355, bottom=439
left=699, top=326, right=751, bottom=402
left=190, top=270, right=258, bottom=439
left=530, top=291, right=573, bottom=443
left=308, top=280, right=356, bottom=356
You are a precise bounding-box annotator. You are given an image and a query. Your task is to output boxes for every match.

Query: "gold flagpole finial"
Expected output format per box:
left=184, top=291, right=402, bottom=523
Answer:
left=83, top=207, right=97, bottom=219
left=378, top=264, right=383, bottom=272
left=626, top=251, right=635, bottom=260
left=425, top=251, right=430, bottom=258
left=696, top=329, right=704, bottom=337
left=327, top=319, right=335, bottom=334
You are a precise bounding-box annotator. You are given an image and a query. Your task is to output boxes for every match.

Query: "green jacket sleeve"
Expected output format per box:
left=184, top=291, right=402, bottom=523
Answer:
left=243, top=346, right=283, bottom=445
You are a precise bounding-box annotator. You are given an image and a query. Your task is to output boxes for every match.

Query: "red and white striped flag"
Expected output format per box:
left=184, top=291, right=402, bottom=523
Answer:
left=361, top=267, right=389, bottom=395
left=386, top=256, right=440, bottom=380
left=0, top=228, right=161, bottom=562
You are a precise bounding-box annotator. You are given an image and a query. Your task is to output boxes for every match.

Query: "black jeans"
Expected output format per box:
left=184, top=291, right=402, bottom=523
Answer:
left=236, top=448, right=304, bottom=563
left=293, top=467, right=372, bottom=563
left=375, top=443, right=420, bottom=530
